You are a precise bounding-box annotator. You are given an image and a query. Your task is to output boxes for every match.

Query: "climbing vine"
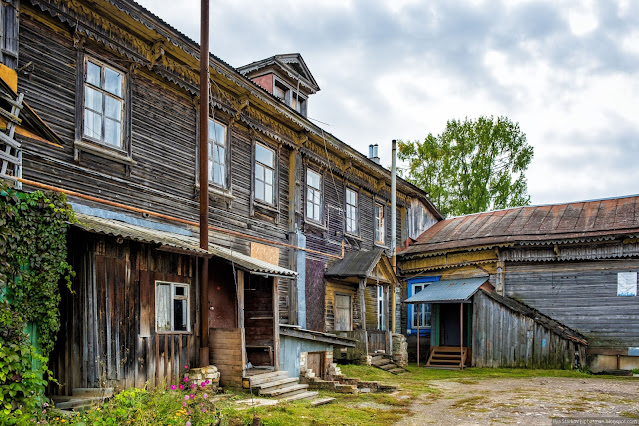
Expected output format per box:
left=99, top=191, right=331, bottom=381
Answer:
left=0, top=184, right=75, bottom=357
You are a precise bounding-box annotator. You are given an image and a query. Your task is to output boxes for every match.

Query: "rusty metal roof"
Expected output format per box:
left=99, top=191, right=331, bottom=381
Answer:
left=403, top=277, right=488, bottom=304
left=402, top=195, right=639, bottom=256
left=73, top=213, right=297, bottom=277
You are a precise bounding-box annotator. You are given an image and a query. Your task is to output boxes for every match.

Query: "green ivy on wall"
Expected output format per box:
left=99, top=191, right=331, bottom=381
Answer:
left=0, top=183, right=75, bottom=357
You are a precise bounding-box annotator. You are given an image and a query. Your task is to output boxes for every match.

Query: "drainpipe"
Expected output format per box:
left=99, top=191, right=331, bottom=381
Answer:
left=390, top=140, right=397, bottom=337
left=199, top=0, right=210, bottom=368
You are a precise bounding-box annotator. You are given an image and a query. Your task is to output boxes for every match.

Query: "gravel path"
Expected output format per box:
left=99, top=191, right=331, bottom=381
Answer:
left=396, top=377, right=639, bottom=425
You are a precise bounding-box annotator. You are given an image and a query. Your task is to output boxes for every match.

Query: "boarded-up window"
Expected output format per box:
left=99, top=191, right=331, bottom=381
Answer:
left=305, top=258, right=326, bottom=332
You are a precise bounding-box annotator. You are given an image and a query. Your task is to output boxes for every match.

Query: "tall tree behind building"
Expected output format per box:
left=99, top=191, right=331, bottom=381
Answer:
left=398, top=116, right=534, bottom=217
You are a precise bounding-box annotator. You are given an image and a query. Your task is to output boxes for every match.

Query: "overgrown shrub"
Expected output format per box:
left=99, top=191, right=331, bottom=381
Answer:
left=0, top=299, right=50, bottom=424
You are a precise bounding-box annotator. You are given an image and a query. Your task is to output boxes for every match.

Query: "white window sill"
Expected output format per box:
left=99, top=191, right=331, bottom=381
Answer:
left=74, top=139, right=135, bottom=166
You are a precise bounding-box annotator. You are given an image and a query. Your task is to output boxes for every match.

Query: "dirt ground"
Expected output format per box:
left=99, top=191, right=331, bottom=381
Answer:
left=396, top=377, right=639, bottom=425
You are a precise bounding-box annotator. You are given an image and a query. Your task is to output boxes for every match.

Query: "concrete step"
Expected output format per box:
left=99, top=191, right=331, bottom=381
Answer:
left=53, top=397, right=104, bottom=410
left=254, top=377, right=299, bottom=391
left=310, top=397, right=335, bottom=406
left=261, top=383, right=309, bottom=398
left=389, top=368, right=407, bottom=374
left=280, top=390, right=319, bottom=402
left=248, top=371, right=289, bottom=387
left=378, top=363, right=395, bottom=370
left=72, top=388, right=114, bottom=398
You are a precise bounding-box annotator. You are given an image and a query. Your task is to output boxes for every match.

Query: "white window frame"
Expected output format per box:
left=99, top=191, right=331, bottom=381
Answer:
left=208, top=118, right=228, bottom=188
left=306, top=168, right=322, bottom=222
left=82, top=57, right=125, bottom=148
left=377, top=286, right=386, bottom=331
left=410, top=283, right=431, bottom=329
left=254, top=142, right=276, bottom=205
left=374, top=202, right=385, bottom=245
left=345, top=188, right=358, bottom=235
left=155, top=281, right=190, bottom=333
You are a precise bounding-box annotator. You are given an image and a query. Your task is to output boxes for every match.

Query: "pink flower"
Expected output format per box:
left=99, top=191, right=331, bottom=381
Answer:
left=186, top=422, right=191, bottom=426
left=203, top=393, right=208, bottom=399
left=202, top=408, right=207, bottom=413
left=204, top=380, right=210, bottom=385
left=184, top=365, right=189, bottom=369
left=182, top=402, right=187, bottom=407
left=200, top=382, right=206, bottom=387
left=190, top=383, right=196, bottom=389
left=183, top=377, right=189, bottom=383
left=184, top=395, right=189, bottom=401
left=189, top=394, right=195, bottom=399
left=171, top=385, right=177, bottom=390
left=179, top=384, right=184, bottom=390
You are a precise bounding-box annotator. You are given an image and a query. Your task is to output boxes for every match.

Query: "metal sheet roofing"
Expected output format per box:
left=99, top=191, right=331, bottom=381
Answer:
left=324, top=249, right=384, bottom=278
left=72, top=213, right=297, bottom=277
left=403, top=277, right=488, bottom=304
left=402, top=195, right=639, bottom=256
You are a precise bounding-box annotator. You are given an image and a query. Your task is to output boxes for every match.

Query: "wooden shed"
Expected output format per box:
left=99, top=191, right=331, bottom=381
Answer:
left=404, top=278, right=586, bottom=369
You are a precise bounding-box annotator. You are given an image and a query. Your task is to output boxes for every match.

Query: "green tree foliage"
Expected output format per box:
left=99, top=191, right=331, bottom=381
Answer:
left=398, top=116, right=534, bottom=217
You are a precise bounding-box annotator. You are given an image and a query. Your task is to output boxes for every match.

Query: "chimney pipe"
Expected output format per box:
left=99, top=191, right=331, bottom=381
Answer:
left=368, top=144, right=381, bottom=164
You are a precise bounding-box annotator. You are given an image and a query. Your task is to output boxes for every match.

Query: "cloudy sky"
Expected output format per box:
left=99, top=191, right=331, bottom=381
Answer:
left=137, top=0, right=639, bottom=206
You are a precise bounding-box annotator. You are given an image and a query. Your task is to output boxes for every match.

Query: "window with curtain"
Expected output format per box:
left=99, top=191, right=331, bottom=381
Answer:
left=156, top=281, right=189, bottom=332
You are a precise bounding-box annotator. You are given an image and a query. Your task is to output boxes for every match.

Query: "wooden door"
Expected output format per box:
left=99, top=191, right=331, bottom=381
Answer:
left=306, top=352, right=324, bottom=378
left=334, top=294, right=352, bottom=331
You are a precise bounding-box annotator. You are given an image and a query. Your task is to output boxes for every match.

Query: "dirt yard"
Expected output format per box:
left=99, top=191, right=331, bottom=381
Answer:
left=397, top=377, right=639, bottom=425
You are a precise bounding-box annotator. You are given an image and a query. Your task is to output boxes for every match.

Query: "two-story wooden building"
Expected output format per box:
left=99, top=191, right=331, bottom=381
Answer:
left=0, top=0, right=440, bottom=394
left=399, top=196, right=639, bottom=371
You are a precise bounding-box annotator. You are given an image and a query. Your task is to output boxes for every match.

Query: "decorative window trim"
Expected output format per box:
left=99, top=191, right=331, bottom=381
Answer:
left=345, top=186, right=359, bottom=236
left=377, top=285, right=386, bottom=331
left=374, top=201, right=386, bottom=246
left=74, top=50, right=132, bottom=167
left=305, top=167, right=323, bottom=224
left=194, top=114, right=234, bottom=205
left=406, top=276, right=439, bottom=336
left=155, top=281, right=191, bottom=333
left=251, top=138, right=280, bottom=222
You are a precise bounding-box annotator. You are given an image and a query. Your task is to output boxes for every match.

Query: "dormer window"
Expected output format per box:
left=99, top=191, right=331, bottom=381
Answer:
left=274, top=82, right=288, bottom=102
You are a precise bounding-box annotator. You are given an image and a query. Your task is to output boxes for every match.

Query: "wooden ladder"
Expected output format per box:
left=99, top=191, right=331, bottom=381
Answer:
left=425, top=346, right=468, bottom=369
left=0, top=92, right=24, bottom=187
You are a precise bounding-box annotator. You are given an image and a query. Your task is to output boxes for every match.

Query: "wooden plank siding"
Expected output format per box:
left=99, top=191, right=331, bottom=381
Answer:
left=49, top=229, right=197, bottom=395
left=505, top=260, right=639, bottom=348
left=472, top=291, right=583, bottom=369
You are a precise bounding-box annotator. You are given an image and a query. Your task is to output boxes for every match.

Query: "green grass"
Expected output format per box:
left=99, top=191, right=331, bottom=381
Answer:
left=42, top=365, right=602, bottom=426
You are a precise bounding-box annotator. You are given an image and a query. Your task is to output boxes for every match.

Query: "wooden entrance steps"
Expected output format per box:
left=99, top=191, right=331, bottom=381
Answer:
left=245, top=370, right=334, bottom=404
left=370, top=354, right=409, bottom=375
left=425, top=346, right=468, bottom=369
left=51, top=388, right=114, bottom=410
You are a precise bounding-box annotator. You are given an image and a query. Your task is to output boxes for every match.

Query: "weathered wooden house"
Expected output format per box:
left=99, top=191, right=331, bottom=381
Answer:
left=0, top=0, right=440, bottom=395
left=399, top=196, right=639, bottom=371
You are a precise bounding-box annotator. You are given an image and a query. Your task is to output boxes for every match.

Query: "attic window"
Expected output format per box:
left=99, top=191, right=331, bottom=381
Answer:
left=274, top=82, right=288, bottom=103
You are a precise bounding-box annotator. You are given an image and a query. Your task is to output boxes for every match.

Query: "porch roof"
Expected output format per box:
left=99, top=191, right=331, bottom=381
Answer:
left=403, top=277, right=488, bottom=304
left=324, top=248, right=398, bottom=285
left=72, top=212, right=297, bottom=278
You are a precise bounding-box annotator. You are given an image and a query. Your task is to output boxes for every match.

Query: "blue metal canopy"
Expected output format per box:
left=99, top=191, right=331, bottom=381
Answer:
left=403, top=277, right=488, bottom=304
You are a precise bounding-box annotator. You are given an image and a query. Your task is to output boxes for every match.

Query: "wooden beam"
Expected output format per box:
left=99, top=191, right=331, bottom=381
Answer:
left=359, top=279, right=366, bottom=332
left=273, top=277, right=280, bottom=370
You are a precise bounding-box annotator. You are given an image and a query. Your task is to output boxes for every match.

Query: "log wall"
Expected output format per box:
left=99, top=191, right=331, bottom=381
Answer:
left=505, top=260, right=639, bottom=349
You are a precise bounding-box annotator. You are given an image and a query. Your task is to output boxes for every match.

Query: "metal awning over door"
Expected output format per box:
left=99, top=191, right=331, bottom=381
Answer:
left=403, top=277, right=488, bottom=304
